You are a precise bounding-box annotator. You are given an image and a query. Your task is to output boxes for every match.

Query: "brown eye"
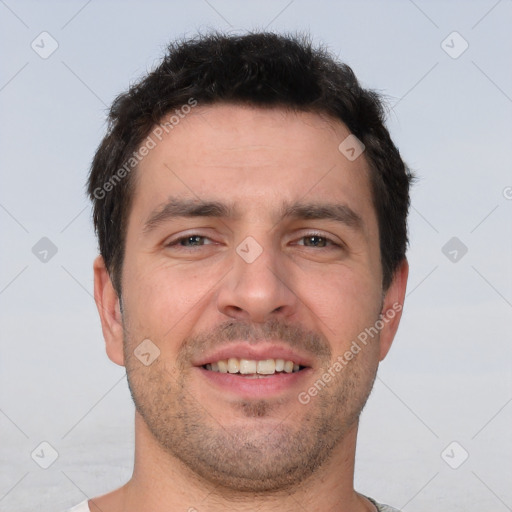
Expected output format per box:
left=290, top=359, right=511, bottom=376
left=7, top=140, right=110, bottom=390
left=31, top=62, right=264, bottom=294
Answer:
left=303, top=235, right=328, bottom=248
left=293, top=232, right=344, bottom=252
left=179, top=235, right=206, bottom=246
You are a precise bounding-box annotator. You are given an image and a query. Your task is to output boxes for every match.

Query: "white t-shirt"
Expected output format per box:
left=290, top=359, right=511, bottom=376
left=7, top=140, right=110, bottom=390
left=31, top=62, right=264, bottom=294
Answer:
left=67, top=502, right=90, bottom=512
left=67, top=497, right=402, bottom=511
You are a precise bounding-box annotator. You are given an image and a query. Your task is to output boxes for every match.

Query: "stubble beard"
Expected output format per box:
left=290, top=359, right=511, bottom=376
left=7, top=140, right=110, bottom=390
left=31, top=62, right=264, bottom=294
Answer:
left=123, top=319, right=379, bottom=493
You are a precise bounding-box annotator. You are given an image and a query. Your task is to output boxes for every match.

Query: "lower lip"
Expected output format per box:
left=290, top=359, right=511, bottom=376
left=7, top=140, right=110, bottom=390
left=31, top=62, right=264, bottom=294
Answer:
left=196, top=367, right=311, bottom=399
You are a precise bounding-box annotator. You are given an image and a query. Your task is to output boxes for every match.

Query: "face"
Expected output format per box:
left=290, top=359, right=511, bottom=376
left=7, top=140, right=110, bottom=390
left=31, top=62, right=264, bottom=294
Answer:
left=95, top=104, right=407, bottom=492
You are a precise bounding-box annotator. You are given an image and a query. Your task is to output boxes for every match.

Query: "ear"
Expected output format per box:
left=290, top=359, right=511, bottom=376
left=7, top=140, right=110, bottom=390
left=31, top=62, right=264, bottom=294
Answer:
left=378, top=259, right=409, bottom=361
left=93, top=255, right=125, bottom=366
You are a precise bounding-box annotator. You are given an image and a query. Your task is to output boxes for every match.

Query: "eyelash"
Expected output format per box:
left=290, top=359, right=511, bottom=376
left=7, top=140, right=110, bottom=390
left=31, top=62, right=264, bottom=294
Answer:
left=165, top=232, right=343, bottom=250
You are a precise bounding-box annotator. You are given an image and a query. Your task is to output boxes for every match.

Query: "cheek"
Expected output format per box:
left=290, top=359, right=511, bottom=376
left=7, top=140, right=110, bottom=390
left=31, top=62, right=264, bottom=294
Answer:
left=298, top=266, right=382, bottom=350
left=120, top=255, right=225, bottom=343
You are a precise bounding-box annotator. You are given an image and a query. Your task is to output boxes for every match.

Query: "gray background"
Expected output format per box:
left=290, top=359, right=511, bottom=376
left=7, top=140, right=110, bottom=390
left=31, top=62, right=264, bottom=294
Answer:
left=1, top=1, right=511, bottom=511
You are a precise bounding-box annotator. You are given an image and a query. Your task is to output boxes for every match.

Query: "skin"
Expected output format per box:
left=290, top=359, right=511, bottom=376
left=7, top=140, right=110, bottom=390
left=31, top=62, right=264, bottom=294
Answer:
left=92, top=104, right=408, bottom=512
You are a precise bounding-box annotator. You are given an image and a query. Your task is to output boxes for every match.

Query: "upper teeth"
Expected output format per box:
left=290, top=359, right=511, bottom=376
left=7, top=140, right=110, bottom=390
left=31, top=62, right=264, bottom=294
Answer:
left=205, top=358, right=301, bottom=375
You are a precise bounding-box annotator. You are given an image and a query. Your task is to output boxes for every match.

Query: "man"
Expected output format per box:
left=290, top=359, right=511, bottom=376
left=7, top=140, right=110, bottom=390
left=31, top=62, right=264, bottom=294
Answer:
left=72, top=31, right=412, bottom=512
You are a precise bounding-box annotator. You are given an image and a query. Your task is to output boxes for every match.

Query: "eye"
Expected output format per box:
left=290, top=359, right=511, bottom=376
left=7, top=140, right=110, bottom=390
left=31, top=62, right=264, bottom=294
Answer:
left=166, top=234, right=214, bottom=248
left=295, top=233, right=340, bottom=249
left=301, top=235, right=330, bottom=248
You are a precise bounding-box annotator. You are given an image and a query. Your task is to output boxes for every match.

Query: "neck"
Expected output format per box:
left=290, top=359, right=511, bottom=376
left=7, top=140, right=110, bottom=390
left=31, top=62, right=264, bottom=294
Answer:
left=89, top=412, right=374, bottom=512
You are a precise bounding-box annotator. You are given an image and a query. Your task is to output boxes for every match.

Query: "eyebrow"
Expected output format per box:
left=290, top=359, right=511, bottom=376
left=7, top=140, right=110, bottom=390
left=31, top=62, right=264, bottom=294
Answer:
left=143, top=197, right=363, bottom=233
left=278, top=202, right=362, bottom=230
left=143, top=198, right=236, bottom=233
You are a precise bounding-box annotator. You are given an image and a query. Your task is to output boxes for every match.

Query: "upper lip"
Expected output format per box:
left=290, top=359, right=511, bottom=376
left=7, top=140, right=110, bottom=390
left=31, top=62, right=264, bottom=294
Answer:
left=192, top=342, right=314, bottom=368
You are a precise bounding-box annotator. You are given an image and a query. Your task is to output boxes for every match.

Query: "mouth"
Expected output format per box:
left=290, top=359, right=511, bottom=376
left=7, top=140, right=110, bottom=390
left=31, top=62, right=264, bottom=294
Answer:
left=203, top=357, right=306, bottom=378
left=193, top=341, right=314, bottom=398
left=194, top=344, right=313, bottom=399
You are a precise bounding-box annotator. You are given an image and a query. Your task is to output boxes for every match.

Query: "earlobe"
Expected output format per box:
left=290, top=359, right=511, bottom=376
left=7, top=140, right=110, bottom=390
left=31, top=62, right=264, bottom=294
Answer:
left=93, top=255, right=125, bottom=366
left=378, top=259, right=409, bottom=361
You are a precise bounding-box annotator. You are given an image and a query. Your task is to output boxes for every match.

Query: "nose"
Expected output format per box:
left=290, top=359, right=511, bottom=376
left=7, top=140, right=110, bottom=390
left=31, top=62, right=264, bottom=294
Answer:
left=216, top=237, right=299, bottom=324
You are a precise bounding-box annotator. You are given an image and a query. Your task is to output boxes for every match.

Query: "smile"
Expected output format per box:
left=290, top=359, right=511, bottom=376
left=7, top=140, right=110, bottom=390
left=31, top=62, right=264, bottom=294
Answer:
left=203, top=358, right=305, bottom=375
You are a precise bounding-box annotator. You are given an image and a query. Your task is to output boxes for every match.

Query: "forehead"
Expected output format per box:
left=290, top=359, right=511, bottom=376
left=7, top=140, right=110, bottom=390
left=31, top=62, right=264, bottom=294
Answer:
left=130, top=104, right=376, bottom=229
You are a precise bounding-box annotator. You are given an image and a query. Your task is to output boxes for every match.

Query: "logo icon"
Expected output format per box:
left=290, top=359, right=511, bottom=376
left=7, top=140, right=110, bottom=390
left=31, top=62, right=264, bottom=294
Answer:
left=236, top=236, right=263, bottom=264
left=338, top=134, right=365, bottom=161
left=31, top=441, right=59, bottom=469
left=32, top=237, right=58, bottom=263
left=441, top=441, right=469, bottom=469
left=134, top=339, right=160, bottom=366
left=31, top=31, right=59, bottom=59
left=442, top=237, right=468, bottom=263
left=441, top=32, right=469, bottom=59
